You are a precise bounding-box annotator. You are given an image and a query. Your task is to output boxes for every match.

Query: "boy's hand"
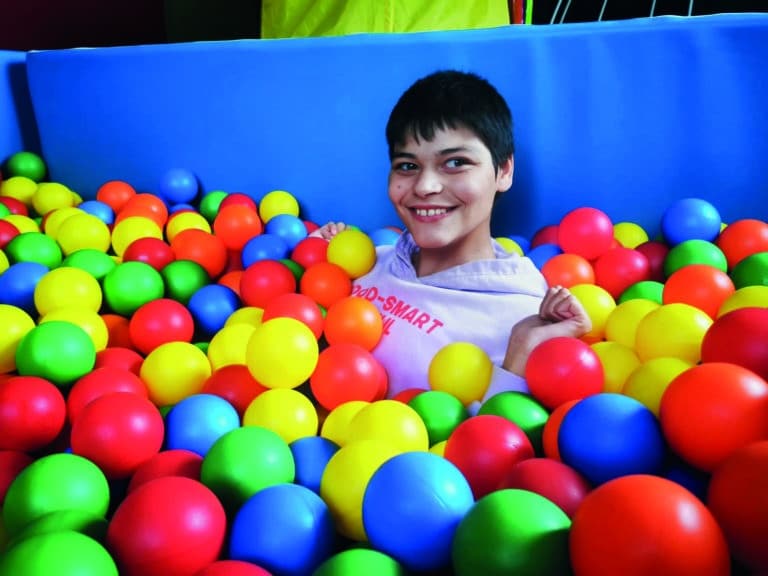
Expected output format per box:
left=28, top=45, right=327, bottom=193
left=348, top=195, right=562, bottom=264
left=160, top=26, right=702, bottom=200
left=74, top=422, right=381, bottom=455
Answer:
left=503, top=286, right=592, bottom=376
left=309, top=221, right=347, bottom=241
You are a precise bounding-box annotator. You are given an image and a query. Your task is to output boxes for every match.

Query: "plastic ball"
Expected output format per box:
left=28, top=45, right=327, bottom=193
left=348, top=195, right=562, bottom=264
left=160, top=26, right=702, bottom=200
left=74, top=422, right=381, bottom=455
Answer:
left=206, top=323, right=256, bottom=369
left=200, top=426, right=295, bottom=512
left=115, top=193, right=168, bottom=228
left=56, top=212, right=111, bottom=255
left=612, top=221, right=648, bottom=248
left=663, top=238, right=727, bottom=277
left=635, top=240, right=669, bottom=282
left=593, top=246, right=650, bottom=299
left=93, top=346, right=143, bottom=374
left=5, top=151, right=46, bottom=181
left=452, top=488, right=571, bottom=575
left=15, top=321, right=96, bottom=387
left=170, top=228, right=228, bottom=279
left=428, top=342, right=493, bottom=406
left=31, top=181, right=75, bottom=215
left=2, top=452, right=109, bottom=535
left=95, top=180, right=136, bottom=212
left=261, top=291, right=324, bottom=339
left=618, top=279, right=664, bottom=304
left=39, top=306, right=108, bottom=352
left=0, top=376, right=66, bottom=452
left=570, top=474, right=730, bottom=576
left=0, top=530, right=118, bottom=576
left=110, top=215, right=163, bottom=257
left=299, top=261, right=352, bottom=309
left=310, top=343, right=386, bottom=411
left=718, top=285, right=768, bottom=316
left=408, top=390, right=468, bottom=446
left=526, top=242, right=562, bottom=269
left=161, top=259, right=210, bottom=304
left=530, top=223, right=559, bottom=247
left=660, top=362, right=768, bottom=471
left=220, top=192, right=258, bottom=211
left=103, top=261, right=165, bottom=316
left=525, top=336, right=604, bottom=410
left=187, top=283, right=240, bottom=338
left=243, top=388, right=318, bottom=443
left=590, top=340, right=641, bottom=393
left=495, top=236, right=523, bottom=255
left=202, top=364, right=266, bottom=417
left=42, top=206, right=81, bottom=239
left=290, top=236, right=328, bottom=269
left=289, top=436, right=339, bottom=494
left=701, top=307, right=768, bottom=379
left=5, top=231, right=62, bottom=268
left=246, top=317, right=318, bottom=389
left=229, top=483, right=335, bottom=576
left=604, top=298, right=659, bottom=349
left=0, top=304, right=35, bottom=373
left=730, top=251, right=768, bottom=288
left=634, top=302, right=712, bottom=363
left=241, top=233, right=290, bottom=267
left=157, top=168, right=199, bottom=205
left=67, top=366, right=148, bottom=424
left=0, top=261, right=47, bottom=314
left=0, top=451, right=33, bottom=504
left=707, top=441, right=768, bottom=572
left=319, top=400, right=369, bottom=447
left=477, top=391, right=549, bottom=454
left=663, top=263, right=735, bottom=318
left=540, top=253, right=594, bottom=287
left=323, top=295, right=383, bottom=350
left=327, top=229, right=376, bottom=279
left=100, top=313, right=133, bottom=348
left=239, top=259, right=297, bottom=308
left=165, top=393, right=239, bottom=457
left=140, top=341, right=212, bottom=407
left=661, top=197, right=722, bottom=246
left=106, top=476, right=226, bottom=576
left=61, top=248, right=116, bottom=280
left=569, top=283, right=616, bottom=342
left=258, top=190, right=300, bottom=223
left=313, top=548, right=406, bottom=576
left=362, top=451, right=475, bottom=572
left=127, top=450, right=202, bottom=494
left=213, top=204, right=263, bottom=251
left=370, top=227, right=401, bottom=246
left=559, top=393, right=666, bottom=485
left=715, top=218, right=768, bottom=268
left=128, top=298, right=194, bottom=354
left=123, top=236, right=175, bottom=270
left=444, top=414, right=534, bottom=498
left=347, top=399, right=429, bottom=453
left=34, top=266, right=102, bottom=316
left=76, top=199, right=115, bottom=225
left=558, top=206, right=614, bottom=260
left=264, top=213, right=307, bottom=251
left=621, top=357, right=692, bottom=416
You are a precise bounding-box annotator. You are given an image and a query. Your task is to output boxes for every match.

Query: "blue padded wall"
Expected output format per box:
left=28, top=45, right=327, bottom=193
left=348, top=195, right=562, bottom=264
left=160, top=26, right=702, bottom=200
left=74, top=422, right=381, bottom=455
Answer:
left=0, top=51, right=40, bottom=165
left=25, top=14, right=768, bottom=238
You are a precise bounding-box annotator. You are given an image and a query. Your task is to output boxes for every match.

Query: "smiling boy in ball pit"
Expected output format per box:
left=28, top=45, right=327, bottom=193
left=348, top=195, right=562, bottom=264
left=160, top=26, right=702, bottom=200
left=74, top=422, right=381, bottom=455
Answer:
left=313, top=70, right=592, bottom=402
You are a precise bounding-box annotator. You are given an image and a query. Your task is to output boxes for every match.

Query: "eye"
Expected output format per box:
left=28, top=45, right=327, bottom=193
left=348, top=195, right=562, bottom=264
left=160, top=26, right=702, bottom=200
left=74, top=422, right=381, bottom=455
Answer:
left=445, top=158, right=470, bottom=169
left=393, top=161, right=418, bottom=172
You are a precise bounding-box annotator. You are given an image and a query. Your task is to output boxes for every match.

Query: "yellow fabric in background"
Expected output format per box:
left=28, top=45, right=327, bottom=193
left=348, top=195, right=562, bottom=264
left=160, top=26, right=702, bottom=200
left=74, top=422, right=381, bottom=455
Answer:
left=261, top=0, right=511, bottom=38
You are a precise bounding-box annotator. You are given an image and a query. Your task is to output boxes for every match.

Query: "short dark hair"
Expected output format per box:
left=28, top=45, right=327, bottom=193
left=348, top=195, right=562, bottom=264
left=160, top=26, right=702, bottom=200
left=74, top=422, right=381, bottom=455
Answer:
left=385, top=70, right=514, bottom=172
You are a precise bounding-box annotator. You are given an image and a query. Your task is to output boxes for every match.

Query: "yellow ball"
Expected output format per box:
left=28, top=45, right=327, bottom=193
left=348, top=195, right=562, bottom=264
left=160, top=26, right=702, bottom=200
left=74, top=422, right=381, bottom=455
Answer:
left=42, top=207, right=83, bottom=239
left=258, top=190, right=300, bottom=223
left=622, top=357, right=692, bottom=416
left=56, top=213, right=112, bottom=255
left=495, top=237, right=524, bottom=256
left=320, top=440, right=400, bottom=541
left=327, top=229, right=376, bottom=279
left=32, top=182, right=75, bottom=216
left=570, top=283, right=617, bottom=342
left=0, top=304, right=36, bottom=373
left=347, top=399, right=429, bottom=453
left=40, top=307, right=109, bottom=352
left=207, top=323, right=257, bottom=370
left=224, top=306, right=265, bottom=328
left=166, top=211, right=211, bottom=243
left=604, top=298, right=660, bottom=349
left=634, top=303, right=713, bottom=364
left=428, top=342, right=493, bottom=406
left=591, top=340, right=641, bottom=393
left=613, top=221, right=649, bottom=248
left=429, top=440, right=448, bottom=457
left=0, top=176, right=37, bottom=206
left=243, top=388, right=318, bottom=444
left=320, top=400, right=370, bottom=446
left=0, top=250, right=8, bottom=274
left=246, top=317, right=319, bottom=389
left=4, top=214, right=39, bottom=234
left=34, top=267, right=103, bottom=316
left=110, top=216, right=164, bottom=256
left=717, top=286, right=768, bottom=317
left=140, top=341, right=212, bottom=407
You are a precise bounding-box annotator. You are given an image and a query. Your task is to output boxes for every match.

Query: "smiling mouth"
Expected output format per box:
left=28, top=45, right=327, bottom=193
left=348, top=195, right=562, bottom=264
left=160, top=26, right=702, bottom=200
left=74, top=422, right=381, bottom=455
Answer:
left=412, top=207, right=452, bottom=217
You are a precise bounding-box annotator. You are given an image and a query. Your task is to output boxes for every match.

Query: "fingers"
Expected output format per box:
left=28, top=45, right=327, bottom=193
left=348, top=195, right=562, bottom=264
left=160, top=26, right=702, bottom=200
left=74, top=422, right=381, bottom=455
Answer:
left=540, top=285, right=579, bottom=321
left=309, top=221, right=347, bottom=240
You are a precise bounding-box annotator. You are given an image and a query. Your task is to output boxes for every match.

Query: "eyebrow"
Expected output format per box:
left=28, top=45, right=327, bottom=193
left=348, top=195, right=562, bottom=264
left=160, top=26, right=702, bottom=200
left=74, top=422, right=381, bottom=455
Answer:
left=391, top=146, right=476, bottom=159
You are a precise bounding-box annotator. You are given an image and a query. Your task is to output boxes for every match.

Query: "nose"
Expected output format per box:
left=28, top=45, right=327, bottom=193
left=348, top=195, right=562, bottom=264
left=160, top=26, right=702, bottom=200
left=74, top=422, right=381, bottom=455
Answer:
left=413, top=167, right=442, bottom=196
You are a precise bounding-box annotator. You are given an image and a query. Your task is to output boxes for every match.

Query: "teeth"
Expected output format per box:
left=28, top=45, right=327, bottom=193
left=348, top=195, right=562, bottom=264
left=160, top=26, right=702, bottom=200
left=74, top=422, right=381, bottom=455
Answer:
left=415, top=208, right=448, bottom=216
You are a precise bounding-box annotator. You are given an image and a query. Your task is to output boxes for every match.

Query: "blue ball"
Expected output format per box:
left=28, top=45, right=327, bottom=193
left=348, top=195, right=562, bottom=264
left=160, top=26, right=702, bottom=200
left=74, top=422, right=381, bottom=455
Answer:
left=229, top=483, right=336, bottom=576
left=558, top=393, right=666, bottom=485
left=0, top=261, right=49, bottom=314
left=187, top=284, right=240, bottom=338
left=289, top=436, right=340, bottom=494
left=158, top=168, right=199, bottom=205
left=362, top=451, right=475, bottom=572
left=508, top=234, right=531, bottom=254
left=265, top=213, right=308, bottom=250
left=76, top=200, right=114, bottom=225
left=169, top=203, right=197, bottom=214
left=165, top=393, right=240, bottom=457
left=369, top=227, right=401, bottom=246
left=241, top=233, right=290, bottom=268
left=526, top=242, right=563, bottom=270
left=661, top=197, right=722, bottom=246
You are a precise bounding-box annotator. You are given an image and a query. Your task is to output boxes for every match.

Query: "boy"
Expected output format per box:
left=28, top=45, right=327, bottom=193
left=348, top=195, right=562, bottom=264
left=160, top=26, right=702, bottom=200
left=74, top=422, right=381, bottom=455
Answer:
left=314, top=70, right=591, bottom=402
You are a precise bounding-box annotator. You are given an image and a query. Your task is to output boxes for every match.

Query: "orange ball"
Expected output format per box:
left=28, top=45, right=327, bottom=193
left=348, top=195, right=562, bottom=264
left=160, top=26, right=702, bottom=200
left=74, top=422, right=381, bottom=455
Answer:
left=299, top=261, right=352, bottom=309
left=116, top=193, right=169, bottom=228
left=541, top=253, right=595, bottom=288
left=323, top=296, right=383, bottom=351
left=715, top=218, right=768, bottom=268
left=170, top=228, right=228, bottom=279
left=662, top=264, right=735, bottom=319
left=101, top=313, right=134, bottom=349
left=96, top=180, right=137, bottom=213
left=542, top=399, right=578, bottom=461
left=212, top=204, right=263, bottom=251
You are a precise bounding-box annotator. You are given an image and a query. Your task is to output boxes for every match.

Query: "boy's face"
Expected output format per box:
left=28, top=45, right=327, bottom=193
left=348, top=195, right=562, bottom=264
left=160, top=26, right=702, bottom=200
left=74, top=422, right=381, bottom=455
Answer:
left=388, top=126, right=513, bottom=264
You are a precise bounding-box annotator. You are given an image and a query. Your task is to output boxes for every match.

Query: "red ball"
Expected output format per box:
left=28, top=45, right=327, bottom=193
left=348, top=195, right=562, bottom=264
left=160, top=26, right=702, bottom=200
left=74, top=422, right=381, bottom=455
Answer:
left=593, top=247, right=651, bottom=299
left=715, top=218, right=768, bottom=268
left=558, top=207, right=614, bottom=260
left=290, top=236, right=329, bottom=269
left=70, top=391, right=165, bottom=479
left=570, top=474, right=730, bottom=576
left=197, top=560, right=273, bottom=576
left=212, top=203, right=263, bottom=251
left=107, top=476, right=226, bottom=576
left=707, top=440, right=768, bottom=572
left=701, top=307, right=768, bottom=380
left=299, top=261, right=352, bottom=309
left=0, top=450, right=33, bottom=504
left=525, top=337, right=604, bottom=410
left=0, top=195, right=29, bottom=216
left=67, top=366, right=149, bottom=424
left=262, top=292, right=325, bottom=339
left=123, top=237, right=176, bottom=271
left=541, top=253, right=595, bottom=288
left=219, top=192, right=258, bottom=211
left=170, top=228, right=228, bottom=279
left=660, top=362, right=768, bottom=472
left=662, top=264, right=735, bottom=319
left=202, top=364, right=268, bottom=417
left=541, top=399, right=579, bottom=461
left=309, top=343, right=388, bottom=411
left=96, top=179, right=137, bottom=213
left=239, top=259, right=297, bottom=308
left=444, top=414, right=535, bottom=499
left=0, top=376, right=66, bottom=452
left=94, top=346, right=144, bottom=375
left=128, top=298, right=196, bottom=355
left=635, top=240, right=669, bottom=282
left=0, top=219, right=21, bottom=249
left=323, top=295, right=383, bottom=351
left=531, top=224, right=559, bottom=248
left=499, top=457, right=592, bottom=518
left=128, top=449, right=204, bottom=493
left=391, top=388, right=426, bottom=403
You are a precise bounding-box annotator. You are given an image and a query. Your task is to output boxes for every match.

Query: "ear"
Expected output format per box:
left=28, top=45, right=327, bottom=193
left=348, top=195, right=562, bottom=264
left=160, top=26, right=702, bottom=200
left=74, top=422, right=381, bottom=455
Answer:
left=496, top=155, right=514, bottom=193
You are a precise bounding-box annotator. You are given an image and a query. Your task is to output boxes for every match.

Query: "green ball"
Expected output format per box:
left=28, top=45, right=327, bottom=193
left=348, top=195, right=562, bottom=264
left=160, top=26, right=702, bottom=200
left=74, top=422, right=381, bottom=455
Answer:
left=198, top=190, right=228, bottom=222
left=408, top=390, right=468, bottom=446
left=0, top=531, right=117, bottom=576
left=312, top=548, right=407, bottom=575
left=478, top=391, right=549, bottom=455
left=15, top=321, right=96, bottom=386
left=280, top=258, right=305, bottom=283
left=103, top=260, right=165, bottom=315
left=730, top=251, right=768, bottom=288
left=618, top=280, right=664, bottom=304
left=5, top=232, right=63, bottom=268
left=200, top=426, right=295, bottom=513
left=161, top=259, right=210, bottom=305
left=452, top=489, right=572, bottom=576
left=61, top=249, right=117, bottom=280
left=663, top=239, right=727, bottom=277
left=0, top=203, right=9, bottom=218
left=2, top=453, right=109, bottom=535
left=8, top=509, right=108, bottom=549
left=5, top=151, right=47, bottom=182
